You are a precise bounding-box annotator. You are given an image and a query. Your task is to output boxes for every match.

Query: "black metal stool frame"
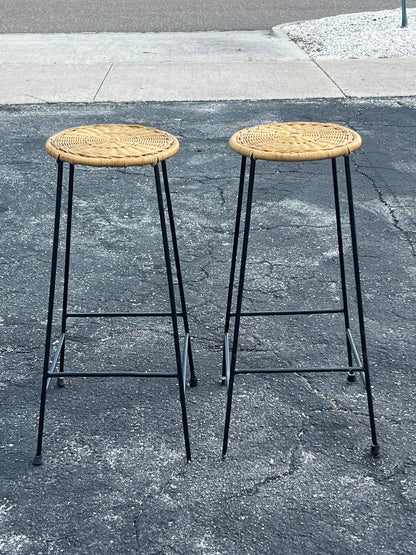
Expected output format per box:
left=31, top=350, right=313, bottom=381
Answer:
left=222, top=154, right=379, bottom=458
left=34, top=159, right=197, bottom=465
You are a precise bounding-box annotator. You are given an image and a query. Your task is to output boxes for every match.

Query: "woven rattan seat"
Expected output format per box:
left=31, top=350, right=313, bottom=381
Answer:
left=46, top=124, right=180, bottom=167
left=229, top=121, right=362, bottom=162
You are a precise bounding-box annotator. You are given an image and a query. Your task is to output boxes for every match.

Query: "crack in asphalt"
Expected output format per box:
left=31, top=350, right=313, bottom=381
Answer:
left=355, top=164, right=416, bottom=257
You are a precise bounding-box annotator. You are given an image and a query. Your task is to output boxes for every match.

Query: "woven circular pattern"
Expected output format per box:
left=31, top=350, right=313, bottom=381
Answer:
left=229, top=122, right=362, bottom=161
left=46, top=124, right=180, bottom=167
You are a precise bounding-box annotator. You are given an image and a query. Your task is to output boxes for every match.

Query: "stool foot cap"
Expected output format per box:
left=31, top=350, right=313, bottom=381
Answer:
left=347, top=372, right=356, bottom=383
left=33, top=454, right=43, bottom=466
left=189, top=377, right=198, bottom=387
left=57, top=377, right=65, bottom=388
left=221, top=377, right=226, bottom=386
left=371, top=444, right=381, bottom=458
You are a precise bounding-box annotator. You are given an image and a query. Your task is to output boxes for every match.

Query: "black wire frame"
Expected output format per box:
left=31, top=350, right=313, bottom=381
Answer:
left=222, top=155, right=379, bottom=459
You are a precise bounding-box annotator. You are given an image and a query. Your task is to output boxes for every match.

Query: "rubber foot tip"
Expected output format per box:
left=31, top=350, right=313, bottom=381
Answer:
left=347, top=373, right=356, bottom=383
left=221, top=377, right=226, bottom=386
left=33, top=454, right=43, bottom=466
left=57, top=377, right=65, bottom=388
left=371, top=444, right=381, bottom=458
left=189, top=377, right=198, bottom=387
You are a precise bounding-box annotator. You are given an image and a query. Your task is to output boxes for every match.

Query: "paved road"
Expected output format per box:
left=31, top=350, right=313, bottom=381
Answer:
left=2, top=0, right=415, bottom=33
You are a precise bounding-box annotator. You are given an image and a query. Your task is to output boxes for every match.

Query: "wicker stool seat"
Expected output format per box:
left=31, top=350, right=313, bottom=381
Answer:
left=46, top=123, right=180, bottom=167
left=222, top=121, right=379, bottom=459
left=229, top=121, right=362, bottom=161
left=34, top=124, right=197, bottom=465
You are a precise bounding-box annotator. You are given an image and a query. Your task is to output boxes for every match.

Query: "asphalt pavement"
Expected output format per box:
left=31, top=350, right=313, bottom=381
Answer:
left=1, top=20, right=416, bottom=555
left=2, top=0, right=415, bottom=33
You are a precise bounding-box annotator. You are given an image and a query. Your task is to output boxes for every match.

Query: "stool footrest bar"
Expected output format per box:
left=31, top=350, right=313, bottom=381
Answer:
left=235, top=365, right=363, bottom=375
left=66, top=311, right=182, bottom=318
left=230, top=308, right=344, bottom=317
left=47, top=371, right=177, bottom=378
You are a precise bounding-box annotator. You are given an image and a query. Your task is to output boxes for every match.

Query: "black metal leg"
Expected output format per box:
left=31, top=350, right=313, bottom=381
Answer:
left=344, top=156, right=379, bottom=456
left=161, top=160, right=197, bottom=387
left=222, top=156, right=247, bottom=382
left=33, top=160, right=64, bottom=466
left=331, top=159, right=354, bottom=380
left=154, top=164, right=192, bottom=462
left=58, top=164, right=75, bottom=388
left=223, top=157, right=256, bottom=459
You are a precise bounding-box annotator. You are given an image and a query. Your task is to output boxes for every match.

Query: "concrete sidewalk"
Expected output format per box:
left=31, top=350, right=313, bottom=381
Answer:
left=1, top=28, right=416, bottom=103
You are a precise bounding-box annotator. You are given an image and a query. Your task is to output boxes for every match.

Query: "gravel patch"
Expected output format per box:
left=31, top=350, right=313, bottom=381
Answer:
left=280, top=8, right=416, bottom=59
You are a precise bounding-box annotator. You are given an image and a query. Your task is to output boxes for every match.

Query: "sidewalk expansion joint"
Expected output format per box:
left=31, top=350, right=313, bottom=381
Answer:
left=93, top=63, right=113, bottom=101
left=311, top=58, right=347, bottom=99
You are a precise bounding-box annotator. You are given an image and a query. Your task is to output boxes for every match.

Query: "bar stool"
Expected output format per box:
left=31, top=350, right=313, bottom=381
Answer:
left=33, top=123, right=197, bottom=465
left=222, top=121, right=379, bottom=459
